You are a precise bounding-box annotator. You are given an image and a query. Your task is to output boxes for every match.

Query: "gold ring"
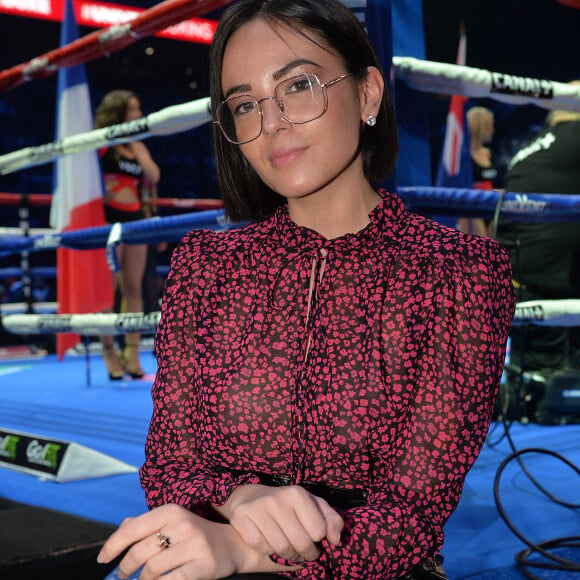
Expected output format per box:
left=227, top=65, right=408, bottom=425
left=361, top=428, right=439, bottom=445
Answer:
left=156, top=531, right=171, bottom=550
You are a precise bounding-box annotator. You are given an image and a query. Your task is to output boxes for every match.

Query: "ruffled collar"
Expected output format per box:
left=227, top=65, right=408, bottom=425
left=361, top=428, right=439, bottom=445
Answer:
left=272, top=189, right=404, bottom=255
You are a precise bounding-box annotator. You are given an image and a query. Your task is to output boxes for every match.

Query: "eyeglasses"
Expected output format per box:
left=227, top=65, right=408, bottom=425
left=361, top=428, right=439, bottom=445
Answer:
left=214, top=72, right=355, bottom=145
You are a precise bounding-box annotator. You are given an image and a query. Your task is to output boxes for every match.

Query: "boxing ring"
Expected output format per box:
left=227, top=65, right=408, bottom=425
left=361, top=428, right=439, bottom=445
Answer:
left=0, top=0, right=579, bottom=578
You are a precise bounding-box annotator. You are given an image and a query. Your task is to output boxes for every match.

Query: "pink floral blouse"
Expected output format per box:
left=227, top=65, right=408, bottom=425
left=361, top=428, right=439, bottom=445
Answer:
left=141, top=190, right=515, bottom=579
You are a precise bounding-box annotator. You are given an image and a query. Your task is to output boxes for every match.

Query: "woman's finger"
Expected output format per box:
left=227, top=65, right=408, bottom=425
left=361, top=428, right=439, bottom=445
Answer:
left=98, top=507, right=171, bottom=564
left=310, top=496, right=344, bottom=546
left=269, top=509, right=321, bottom=562
left=233, top=508, right=301, bottom=559
left=135, top=537, right=188, bottom=580
left=137, top=521, right=240, bottom=580
left=115, top=534, right=160, bottom=579
left=229, top=510, right=271, bottom=554
left=231, top=492, right=319, bottom=562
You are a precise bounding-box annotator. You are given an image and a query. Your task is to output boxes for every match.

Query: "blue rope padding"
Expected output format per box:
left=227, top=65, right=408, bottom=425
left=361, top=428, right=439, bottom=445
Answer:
left=2, top=188, right=580, bottom=257
left=398, top=187, right=580, bottom=222
left=0, top=266, right=170, bottom=279
left=0, top=266, right=57, bottom=278
left=0, top=209, right=236, bottom=257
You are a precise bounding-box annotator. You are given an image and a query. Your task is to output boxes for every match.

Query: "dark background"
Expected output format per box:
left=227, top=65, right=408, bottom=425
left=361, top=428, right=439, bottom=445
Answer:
left=0, top=0, right=579, bottom=283
left=423, top=0, right=580, bottom=187
left=1, top=0, right=579, bottom=206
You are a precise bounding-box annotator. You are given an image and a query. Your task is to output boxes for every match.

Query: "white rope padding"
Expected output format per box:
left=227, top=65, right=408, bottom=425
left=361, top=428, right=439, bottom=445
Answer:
left=0, top=97, right=211, bottom=175
left=393, top=57, right=580, bottom=112
left=2, top=311, right=161, bottom=335
left=0, top=227, right=55, bottom=236
left=4, top=300, right=580, bottom=336
left=513, top=300, right=580, bottom=327
left=3, top=59, right=580, bottom=176
left=0, top=302, right=58, bottom=315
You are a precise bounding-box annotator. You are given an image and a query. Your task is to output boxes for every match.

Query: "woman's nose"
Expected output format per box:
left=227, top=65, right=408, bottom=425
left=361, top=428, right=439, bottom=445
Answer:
left=260, top=97, right=289, bottom=136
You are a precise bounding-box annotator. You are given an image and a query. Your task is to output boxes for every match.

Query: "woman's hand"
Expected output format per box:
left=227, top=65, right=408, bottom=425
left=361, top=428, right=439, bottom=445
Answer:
left=215, top=484, right=344, bottom=563
left=97, top=503, right=255, bottom=579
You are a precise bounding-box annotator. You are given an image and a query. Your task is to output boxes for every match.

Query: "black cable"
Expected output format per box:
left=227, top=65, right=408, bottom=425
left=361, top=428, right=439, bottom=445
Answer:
left=485, top=419, right=507, bottom=446
left=515, top=538, right=580, bottom=579
left=488, top=201, right=580, bottom=578
left=493, top=447, right=580, bottom=579
left=499, top=421, right=580, bottom=509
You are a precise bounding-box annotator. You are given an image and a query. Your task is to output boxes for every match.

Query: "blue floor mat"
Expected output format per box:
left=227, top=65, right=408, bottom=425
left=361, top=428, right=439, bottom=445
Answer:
left=1, top=353, right=578, bottom=579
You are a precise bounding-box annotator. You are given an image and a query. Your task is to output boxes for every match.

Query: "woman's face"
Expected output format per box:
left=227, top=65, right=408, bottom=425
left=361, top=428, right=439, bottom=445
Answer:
left=220, top=18, right=368, bottom=202
left=125, top=97, right=142, bottom=122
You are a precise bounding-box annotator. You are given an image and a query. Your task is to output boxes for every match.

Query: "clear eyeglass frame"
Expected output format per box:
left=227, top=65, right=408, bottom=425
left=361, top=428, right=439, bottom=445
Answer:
left=214, top=71, right=356, bottom=145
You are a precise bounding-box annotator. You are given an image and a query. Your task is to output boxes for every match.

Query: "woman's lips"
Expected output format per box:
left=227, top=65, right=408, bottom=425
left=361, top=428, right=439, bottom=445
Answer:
left=269, top=147, right=306, bottom=168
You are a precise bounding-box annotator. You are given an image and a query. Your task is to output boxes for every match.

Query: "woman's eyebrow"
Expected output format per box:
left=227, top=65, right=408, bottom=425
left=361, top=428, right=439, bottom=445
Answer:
left=224, top=83, right=252, bottom=99
left=272, top=58, right=321, bottom=81
left=224, top=59, right=321, bottom=99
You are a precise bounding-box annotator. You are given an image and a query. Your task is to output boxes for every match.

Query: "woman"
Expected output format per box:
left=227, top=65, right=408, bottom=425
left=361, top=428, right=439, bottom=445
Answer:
left=458, top=106, right=498, bottom=236
left=467, top=106, right=497, bottom=191
left=98, top=1, right=515, bottom=578
left=95, top=90, right=161, bottom=379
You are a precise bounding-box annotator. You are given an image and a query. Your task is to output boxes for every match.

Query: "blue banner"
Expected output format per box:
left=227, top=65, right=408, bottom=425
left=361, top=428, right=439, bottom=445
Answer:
left=391, top=0, right=431, bottom=188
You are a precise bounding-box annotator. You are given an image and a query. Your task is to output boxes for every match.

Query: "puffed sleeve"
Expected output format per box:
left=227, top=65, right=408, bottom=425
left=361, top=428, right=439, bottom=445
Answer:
left=293, top=236, right=515, bottom=579
left=139, top=230, right=259, bottom=514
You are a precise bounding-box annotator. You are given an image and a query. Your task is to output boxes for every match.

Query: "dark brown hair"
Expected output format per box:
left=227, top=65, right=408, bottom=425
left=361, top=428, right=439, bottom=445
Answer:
left=94, top=89, right=138, bottom=128
left=209, top=0, right=398, bottom=222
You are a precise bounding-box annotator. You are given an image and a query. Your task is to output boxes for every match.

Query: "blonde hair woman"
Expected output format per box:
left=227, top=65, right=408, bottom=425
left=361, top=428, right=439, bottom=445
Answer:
left=458, top=106, right=498, bottom=236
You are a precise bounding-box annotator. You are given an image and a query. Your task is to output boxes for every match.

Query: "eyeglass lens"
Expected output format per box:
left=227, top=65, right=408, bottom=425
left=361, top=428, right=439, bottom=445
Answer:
left=217, top=73, right=326, bottom=144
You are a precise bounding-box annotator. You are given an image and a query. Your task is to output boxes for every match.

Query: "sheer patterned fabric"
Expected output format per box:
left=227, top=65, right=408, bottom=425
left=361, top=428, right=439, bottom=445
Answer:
left=141, top=190, right=515, bottom=579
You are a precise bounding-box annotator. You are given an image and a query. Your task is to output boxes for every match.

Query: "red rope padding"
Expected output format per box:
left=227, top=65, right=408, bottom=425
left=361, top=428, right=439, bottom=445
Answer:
left=0, top=193, right=53, bottom=206
left=154, top=198, right=223, bottom=210
left=0, top=192, right=223, bottom=210
left=0, top=0, right=234, bottom=93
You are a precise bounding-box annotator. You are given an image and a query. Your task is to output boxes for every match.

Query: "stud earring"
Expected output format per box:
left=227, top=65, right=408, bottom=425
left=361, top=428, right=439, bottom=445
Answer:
left=366, top=115, right=377, bottom=127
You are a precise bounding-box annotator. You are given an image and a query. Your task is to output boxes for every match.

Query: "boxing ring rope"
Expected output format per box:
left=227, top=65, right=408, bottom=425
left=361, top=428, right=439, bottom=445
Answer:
left=0, top=0, right=233, bottom=93
left=0, top=208, right=232, bottom=256
left=2, top=187, right=579, bottom=244
left=0, top=303, right=58, bottom=316
left=4, top=299, right=580, bottom=336
left=0, top=193, right=223, bottom=236
left=513, top=301, right=580, bottom=327
left=2, top=58, right=580, bottom=174
left=2, top=189, right=580, bottom=257
left=393, top=57, right=580, bottom=112
left=0, top=97, right=212, bottom=175
left=2, top=312, right=161, bottom=336
left=397, top=188, right=580, bottom=222
left=0, top=192, right=222, bottom=210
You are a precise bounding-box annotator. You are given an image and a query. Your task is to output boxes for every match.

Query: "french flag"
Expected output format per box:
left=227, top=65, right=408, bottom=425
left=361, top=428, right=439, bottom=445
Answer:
left=435, top=27, right=472, bottom=190
left=50, top=0, right=113, bottom=359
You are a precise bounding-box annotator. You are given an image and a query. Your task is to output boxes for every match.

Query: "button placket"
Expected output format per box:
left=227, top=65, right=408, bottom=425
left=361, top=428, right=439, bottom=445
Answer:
left=290, top=247, right=329, bottom=480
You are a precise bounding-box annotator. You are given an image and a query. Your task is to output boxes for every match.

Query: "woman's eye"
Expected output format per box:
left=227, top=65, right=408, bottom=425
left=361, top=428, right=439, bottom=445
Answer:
left=286, top=77, right=313, bottom=94
left=232, top=99, right=258, bottom=116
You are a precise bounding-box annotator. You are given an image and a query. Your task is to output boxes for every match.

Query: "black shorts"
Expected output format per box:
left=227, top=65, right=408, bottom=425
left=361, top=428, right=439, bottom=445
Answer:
left=104, top=205, right=146, bottom=224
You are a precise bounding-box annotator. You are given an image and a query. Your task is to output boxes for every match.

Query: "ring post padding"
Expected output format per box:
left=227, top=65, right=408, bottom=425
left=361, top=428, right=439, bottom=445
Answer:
left=512, top=300, right=580, bottom=327
left=0, top=427, right=137, bottom=482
